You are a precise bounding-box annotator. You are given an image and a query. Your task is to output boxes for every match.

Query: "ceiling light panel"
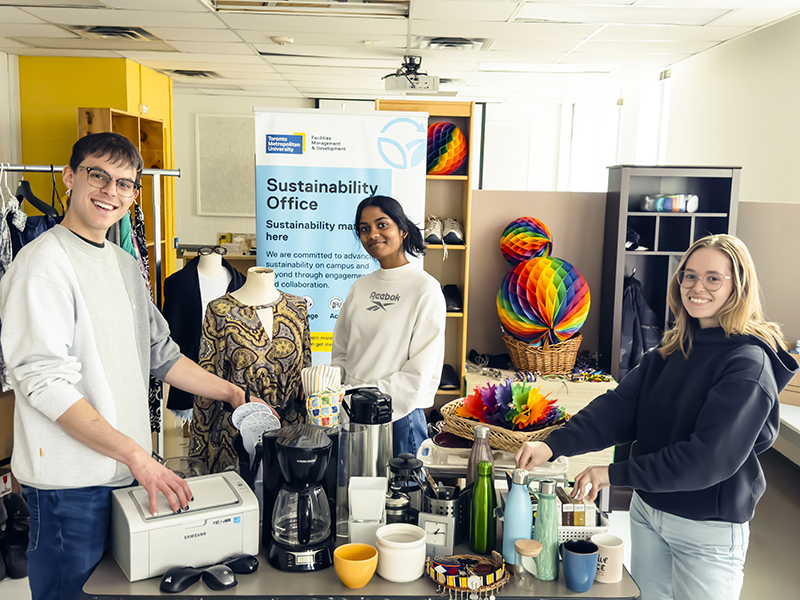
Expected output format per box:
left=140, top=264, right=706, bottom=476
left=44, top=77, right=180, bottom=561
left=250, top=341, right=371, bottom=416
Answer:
left=206, top=0, right=408, bottom=18
left=413, top=0, right=519, bottom=21
left=253, top=44, right=402, bottom=59
left=22, top=8, right=225, bottom=29
left=515, top=4, right=730, bottom=26
left=261, top=55, right=399, bottom=69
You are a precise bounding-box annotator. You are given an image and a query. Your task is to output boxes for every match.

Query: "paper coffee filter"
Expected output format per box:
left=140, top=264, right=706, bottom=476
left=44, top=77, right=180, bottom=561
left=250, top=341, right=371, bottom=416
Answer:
left=231, top=401, right=272, bottom=429
left=239, top=411, right=280, bottom=460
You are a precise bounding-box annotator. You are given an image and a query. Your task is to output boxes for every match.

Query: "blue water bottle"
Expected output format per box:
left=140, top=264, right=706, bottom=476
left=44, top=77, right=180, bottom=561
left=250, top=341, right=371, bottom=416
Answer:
left=502, top=468, right=533, bottom=564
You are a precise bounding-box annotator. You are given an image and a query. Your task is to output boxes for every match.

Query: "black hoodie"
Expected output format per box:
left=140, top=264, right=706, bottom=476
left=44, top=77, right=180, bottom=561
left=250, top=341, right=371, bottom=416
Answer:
left=545, top=327, right=798, bottom=523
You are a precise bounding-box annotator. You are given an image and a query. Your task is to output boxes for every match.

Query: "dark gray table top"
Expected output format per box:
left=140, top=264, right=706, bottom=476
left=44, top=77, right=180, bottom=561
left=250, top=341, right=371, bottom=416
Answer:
left=84, top=551, right=640, bottom=599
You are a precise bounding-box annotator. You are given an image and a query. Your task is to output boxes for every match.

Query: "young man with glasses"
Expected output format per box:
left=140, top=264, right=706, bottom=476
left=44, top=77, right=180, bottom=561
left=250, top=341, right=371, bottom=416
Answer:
left=0, top=133, right=265, bottom=600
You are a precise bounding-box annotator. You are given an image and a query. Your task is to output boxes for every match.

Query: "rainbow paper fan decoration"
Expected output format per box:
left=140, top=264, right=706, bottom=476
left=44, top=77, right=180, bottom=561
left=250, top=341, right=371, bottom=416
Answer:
left=497, top=257, right=591, bottom=344
left=500, top=217, right=553, bottom=265
left=427, top=121, right=467, bottom=175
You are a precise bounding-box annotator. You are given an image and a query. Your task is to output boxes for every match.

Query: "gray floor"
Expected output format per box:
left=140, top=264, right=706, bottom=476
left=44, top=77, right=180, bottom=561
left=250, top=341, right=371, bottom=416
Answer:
left=1, top=448, right=798, bottom=599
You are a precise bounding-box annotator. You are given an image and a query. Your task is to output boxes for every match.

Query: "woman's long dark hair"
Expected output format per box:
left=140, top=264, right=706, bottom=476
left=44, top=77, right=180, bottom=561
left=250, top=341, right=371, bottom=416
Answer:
left=353, top=195, right=425, bottom=258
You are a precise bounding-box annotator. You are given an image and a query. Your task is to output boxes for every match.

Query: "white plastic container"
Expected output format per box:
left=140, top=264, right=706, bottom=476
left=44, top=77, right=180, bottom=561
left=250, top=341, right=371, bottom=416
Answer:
left=349, top=477, right=387, bottom=521
left=374, top=523, right=426, bottom=582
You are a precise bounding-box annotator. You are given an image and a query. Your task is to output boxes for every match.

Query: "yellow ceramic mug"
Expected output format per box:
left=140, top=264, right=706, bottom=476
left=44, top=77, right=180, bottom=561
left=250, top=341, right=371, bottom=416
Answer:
left=333, top=543, right=379, bottom=589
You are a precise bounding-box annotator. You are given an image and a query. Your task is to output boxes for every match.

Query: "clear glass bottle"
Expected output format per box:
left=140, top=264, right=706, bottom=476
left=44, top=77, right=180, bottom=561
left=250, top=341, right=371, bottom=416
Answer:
left=466, top=425, right=494, bottom=488
left=532, top=480, right=558, bottom=581
left=502, top=468, right=533, bottom=564
left=470, top=460, right=496, bottom=554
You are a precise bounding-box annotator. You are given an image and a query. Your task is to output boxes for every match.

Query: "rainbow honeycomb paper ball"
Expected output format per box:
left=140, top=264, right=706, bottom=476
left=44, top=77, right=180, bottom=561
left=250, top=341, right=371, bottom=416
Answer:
left=497, top=257, right=591, bottom=345
left=427, top=121, right=467, bottom=175
left=500, top=217, right=553, bottom=265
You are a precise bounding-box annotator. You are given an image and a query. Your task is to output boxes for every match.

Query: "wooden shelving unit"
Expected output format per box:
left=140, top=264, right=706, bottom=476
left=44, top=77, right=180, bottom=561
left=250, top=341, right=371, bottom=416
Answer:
left=599, top=165, right=741, bottom=381
left=78, top=107, right=169, bottom=304
left=376, top=100, right=474, bottom=401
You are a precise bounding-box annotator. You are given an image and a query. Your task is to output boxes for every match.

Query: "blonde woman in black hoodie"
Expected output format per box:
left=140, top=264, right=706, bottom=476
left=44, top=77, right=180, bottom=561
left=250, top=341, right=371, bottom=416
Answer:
left=516, top=234, right=797, bottom=600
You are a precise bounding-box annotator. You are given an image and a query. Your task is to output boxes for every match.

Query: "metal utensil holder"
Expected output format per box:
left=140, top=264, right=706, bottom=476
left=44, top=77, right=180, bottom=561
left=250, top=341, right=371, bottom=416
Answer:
left=422, top=485, right=471, bottom=545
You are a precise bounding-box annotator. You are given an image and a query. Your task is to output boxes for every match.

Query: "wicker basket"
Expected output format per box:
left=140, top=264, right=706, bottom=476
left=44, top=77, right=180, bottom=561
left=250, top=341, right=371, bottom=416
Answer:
left=502, top=333, right=582, bottom=375
left=440, top=399, right=569, bottom=453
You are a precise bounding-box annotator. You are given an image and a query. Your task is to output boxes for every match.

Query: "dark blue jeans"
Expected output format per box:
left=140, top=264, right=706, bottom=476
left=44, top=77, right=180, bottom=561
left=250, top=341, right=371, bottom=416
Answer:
left=22, top=484, right=116, bottom=600
left=392, top=408, right=429, bottom=457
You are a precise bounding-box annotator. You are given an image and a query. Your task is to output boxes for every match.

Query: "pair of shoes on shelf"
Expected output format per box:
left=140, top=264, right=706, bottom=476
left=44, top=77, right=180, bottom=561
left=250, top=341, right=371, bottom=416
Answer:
left=468, top=349, right=513, bottom=371
left=439, top=364, right=460, bottom=390
left=442, top=284, right=463, bottom=312
left=0, top=492, right=30, bottom=580
left=425, top=216, right=465, bottom=259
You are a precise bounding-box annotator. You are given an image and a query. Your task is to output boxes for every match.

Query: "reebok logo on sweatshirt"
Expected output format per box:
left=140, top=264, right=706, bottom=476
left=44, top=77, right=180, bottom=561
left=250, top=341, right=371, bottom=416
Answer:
left=367, top=291, right=399, bottom=312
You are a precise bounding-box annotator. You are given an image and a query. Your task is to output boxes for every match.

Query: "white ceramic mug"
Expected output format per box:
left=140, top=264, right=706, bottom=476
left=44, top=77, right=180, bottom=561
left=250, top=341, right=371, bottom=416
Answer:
left=590, top=533, right=624, bottom=583
left=375, top=524, right=426, bottom=583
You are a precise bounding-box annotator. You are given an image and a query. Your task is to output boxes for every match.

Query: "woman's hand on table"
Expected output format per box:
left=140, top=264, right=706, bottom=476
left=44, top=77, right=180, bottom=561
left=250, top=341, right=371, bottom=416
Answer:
left=571, top=465, right=610, bottom=502
left=514, top=441, right=553, bottom=471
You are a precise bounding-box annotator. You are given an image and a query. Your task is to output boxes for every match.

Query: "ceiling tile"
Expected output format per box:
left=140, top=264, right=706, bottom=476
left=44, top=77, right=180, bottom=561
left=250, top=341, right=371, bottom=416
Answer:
left=22, top=8, right=225, bottom=28
left=262, top=55, right=399, bottom=69
left=168, top=41, right=256, bottom=55
left=119, top=51, right=266, bottom=63
left=2, top=47, right=123, bottom=58
left=561, top=52, right=684, bottom=66
left=6, top=0, right=105, bottom=5
left=709, top=8, right=799, bottom=27
left=577, top=39, right=718, bottom=54
left=101, top=0, right=211, bottom=10
left=413, top=1, right=519, bottom=22
left=137, top=60, right=277, bottom=73
left=594, top=24, right=752, bottom=42
left=146, top=27, right=241, bottom=43
left=239, top=30, right=406, bottom=48
left=0, top=23, right=76, bottom=38
left=636, top=0, right=800, bottom=8
left=0, top=7, right=49, bottom=24
left=217, top=13, right=407, bottom=35
left=515, top=3, right=730, bottom=26
left=488, top=38, right=586, bottom=52
left=11, top=37, right=176, bottom=52
left=0, top=37, right=28, bottom=49
left=410, top=21, right=602, bottom=39
left=252, top=44, right=404, bottom=60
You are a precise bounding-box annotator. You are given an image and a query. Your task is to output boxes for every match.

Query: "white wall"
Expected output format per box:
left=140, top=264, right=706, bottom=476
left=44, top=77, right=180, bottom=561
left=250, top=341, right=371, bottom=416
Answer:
left=173, top=92, right=314, bottom=246
left=666, top=13, right=800, bottom=204
left=0, top=52, right=20, bottom=164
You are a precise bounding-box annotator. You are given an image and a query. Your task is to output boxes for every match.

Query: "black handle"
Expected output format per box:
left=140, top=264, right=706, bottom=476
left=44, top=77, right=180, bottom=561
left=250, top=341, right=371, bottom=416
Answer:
left=297, top=490, right=312, bottom=546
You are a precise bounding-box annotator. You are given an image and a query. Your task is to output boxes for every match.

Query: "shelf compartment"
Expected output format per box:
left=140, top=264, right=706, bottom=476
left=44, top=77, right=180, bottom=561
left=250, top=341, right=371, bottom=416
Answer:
left=657, top=215, right=692, bottom=252
left=693, top=215, right=730, bottom=242
left=626, top=215, right=656, bottom=251
left=628, top=175, right=734, bottom=214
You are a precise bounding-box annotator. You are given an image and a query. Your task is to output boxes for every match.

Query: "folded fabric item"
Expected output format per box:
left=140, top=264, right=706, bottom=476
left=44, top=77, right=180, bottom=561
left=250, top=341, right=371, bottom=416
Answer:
left=301, top=364, right=342, bottom=396
left=468, top=349, right=513, bottom=370
left=442, top=284, right=463, bottom=312
left=439, top=364, right=460, bottom=390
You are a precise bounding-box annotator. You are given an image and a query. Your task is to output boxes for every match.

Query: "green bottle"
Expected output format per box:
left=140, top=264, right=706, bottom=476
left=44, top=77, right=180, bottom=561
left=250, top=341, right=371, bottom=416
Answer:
left=470, top=460, right=496, bottom=554
left=532, top=479, right=559, bottom=580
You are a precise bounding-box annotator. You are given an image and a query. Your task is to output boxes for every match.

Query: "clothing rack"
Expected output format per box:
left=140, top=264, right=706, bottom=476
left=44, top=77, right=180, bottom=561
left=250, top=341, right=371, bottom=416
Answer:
left=5, top=163, right=181, bottom=457
left=3, top=164, right=181, bottom=309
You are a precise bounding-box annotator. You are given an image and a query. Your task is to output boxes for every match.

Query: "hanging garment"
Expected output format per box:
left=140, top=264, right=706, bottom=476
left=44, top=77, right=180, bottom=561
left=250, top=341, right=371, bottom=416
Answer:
left=132, top=204, right=151, bottom=292
left=160, top=257, right=247, bottom=413
left=619, top=274, right=662, bottom=380
left=189, top=293, right=311, bottom=474
left=0, top=197, right=23, bottom=391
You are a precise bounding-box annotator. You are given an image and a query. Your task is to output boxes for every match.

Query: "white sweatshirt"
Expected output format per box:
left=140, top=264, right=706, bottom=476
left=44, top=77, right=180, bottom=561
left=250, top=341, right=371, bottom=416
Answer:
left=0, top=226, right=182, bottom=488
left=331, top=262, right=446, bottom=420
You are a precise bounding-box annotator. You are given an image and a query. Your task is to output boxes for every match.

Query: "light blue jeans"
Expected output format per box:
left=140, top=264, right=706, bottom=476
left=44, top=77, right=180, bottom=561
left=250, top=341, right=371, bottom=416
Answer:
left=629, top=492, right=749, bottom=600
left=392, top=408, right=428, bottom=457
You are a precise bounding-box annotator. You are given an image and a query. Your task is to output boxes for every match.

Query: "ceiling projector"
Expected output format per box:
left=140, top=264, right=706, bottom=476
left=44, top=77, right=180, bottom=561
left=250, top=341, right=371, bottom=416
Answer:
left=384, top=55, right=439, bottom=93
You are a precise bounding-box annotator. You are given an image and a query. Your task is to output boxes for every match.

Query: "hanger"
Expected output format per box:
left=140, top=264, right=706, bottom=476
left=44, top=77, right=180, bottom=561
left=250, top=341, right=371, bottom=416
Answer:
left=50, top=165, right=65, bottom=215
left=16, top=174, right=59, bottom=218
left=0, top=163, right=6, bottom=213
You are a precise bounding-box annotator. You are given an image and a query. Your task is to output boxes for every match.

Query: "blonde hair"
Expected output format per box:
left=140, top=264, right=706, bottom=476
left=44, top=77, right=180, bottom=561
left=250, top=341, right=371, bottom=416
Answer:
left=660, top=234, right=786, bottom=358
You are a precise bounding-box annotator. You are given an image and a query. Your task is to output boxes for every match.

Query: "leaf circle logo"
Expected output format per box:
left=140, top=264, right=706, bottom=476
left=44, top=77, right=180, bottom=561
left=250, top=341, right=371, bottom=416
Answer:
left=377, top=117, right=426, bottom=169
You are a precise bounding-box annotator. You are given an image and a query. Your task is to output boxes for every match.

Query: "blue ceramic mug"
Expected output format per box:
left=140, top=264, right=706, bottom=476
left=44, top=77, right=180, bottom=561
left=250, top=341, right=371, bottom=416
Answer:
left=559, top=540, right=599, bottom=593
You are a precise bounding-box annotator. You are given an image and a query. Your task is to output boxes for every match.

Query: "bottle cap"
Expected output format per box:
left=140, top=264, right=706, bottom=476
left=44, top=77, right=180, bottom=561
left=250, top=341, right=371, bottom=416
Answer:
left=515, top=539, right=543, bottom=557
left=474, top=425, right=490, bottom=439
left=512, top=468, right=528, bottom=485
left=477, top=460, right=493, bottom=476
left=539, top=479, right=555, bottom=495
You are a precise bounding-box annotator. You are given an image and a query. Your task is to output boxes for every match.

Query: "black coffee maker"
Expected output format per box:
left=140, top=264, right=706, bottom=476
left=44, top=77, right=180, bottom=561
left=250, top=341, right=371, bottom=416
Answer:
left=262, top=423, right=338, bottom=571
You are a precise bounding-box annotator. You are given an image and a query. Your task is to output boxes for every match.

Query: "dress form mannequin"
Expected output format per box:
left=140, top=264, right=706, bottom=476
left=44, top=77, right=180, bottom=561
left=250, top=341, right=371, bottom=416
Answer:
left=230, top=267, right=281, bottom=338
left=197, top=252, right=225, bottom=278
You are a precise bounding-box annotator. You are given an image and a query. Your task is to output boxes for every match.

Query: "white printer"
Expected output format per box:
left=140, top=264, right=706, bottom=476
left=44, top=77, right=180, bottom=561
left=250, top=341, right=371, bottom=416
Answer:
left=111, top=471, right=259, bottom=581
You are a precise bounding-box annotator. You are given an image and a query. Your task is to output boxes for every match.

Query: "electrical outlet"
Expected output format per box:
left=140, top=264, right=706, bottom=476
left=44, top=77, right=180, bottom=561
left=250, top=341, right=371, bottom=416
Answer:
left=139, top=104, right=149, bottom=114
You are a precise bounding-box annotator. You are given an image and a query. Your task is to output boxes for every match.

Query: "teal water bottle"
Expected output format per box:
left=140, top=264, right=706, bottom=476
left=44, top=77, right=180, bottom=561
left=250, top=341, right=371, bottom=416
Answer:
left=470, top=460, right=496, bottom=554
left=502, top=468, right=533, bottom=564
left=532, top=479, right=558, bottom=580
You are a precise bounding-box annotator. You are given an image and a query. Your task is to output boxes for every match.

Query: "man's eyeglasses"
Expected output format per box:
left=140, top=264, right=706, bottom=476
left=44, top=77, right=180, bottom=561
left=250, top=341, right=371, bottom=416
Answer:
left=199, top=246, right=227, bottom=256
left=78, top=166, right=141, bottom=198
left=677, top=270, right=731, bottom=292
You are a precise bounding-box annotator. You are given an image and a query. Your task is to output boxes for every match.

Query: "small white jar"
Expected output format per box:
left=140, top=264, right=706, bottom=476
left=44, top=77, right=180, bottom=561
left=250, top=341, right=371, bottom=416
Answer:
left=375, top=523, right=426, bottom=582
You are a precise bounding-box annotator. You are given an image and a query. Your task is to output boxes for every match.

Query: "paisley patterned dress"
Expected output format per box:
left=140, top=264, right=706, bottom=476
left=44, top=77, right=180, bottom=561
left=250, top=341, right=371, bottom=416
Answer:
left=189, top=292, right=311, bottom=474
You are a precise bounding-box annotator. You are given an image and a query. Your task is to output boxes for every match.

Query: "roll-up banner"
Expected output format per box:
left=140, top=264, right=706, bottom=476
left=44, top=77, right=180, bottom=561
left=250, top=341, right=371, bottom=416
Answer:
left=254, top=108, right=428, bottom=363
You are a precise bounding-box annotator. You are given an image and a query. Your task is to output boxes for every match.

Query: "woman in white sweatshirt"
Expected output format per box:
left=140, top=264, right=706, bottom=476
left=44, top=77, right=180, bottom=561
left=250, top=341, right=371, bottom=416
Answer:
left=331, top=196, right=446, bottom=456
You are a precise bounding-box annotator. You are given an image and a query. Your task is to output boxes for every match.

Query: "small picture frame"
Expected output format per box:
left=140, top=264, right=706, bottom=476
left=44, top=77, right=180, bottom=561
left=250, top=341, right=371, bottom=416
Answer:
left=418, top=512, right=456, bottom=557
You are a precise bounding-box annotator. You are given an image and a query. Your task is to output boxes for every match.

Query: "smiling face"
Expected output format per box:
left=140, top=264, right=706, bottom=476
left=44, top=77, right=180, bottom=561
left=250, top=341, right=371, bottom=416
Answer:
left=61, top=153, right=139, bottom=244
left=358, top=205, right=409, bottom=269
left=679, top=247, right=734, bottom=329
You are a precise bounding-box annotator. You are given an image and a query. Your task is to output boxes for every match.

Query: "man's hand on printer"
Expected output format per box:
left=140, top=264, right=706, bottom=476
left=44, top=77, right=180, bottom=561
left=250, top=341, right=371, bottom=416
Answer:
left=129, top=447, right=193, bottom=516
